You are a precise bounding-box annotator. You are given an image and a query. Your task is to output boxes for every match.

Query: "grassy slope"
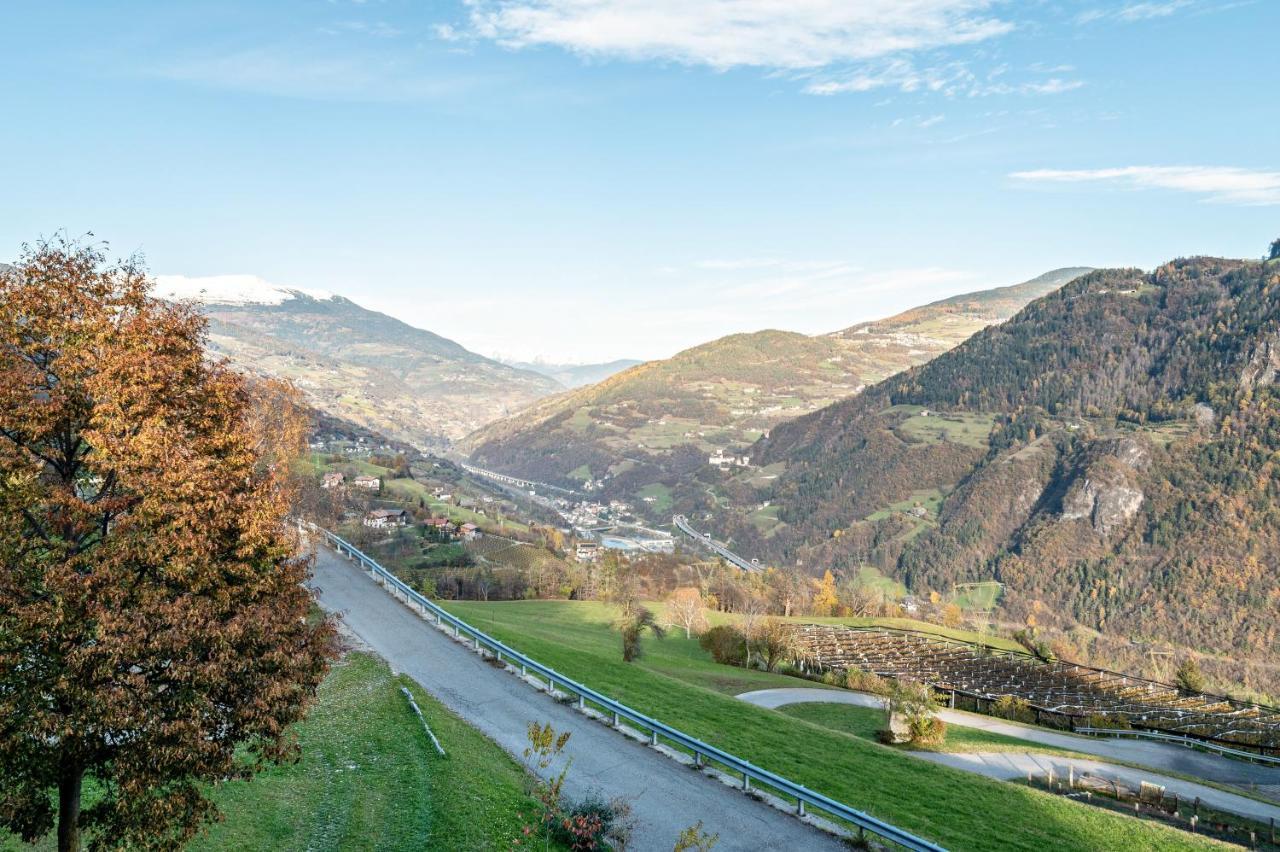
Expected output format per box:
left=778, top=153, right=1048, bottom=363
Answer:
left=442, top=600, right=1219, bottom=852
left=779, top=703, right=1078, bottom=756
left=1, top=654, right=540, bottom=852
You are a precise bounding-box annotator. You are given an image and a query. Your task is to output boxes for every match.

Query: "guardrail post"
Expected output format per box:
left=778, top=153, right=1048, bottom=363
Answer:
left=797, top=799, right=805, bottom=817
left=612, top=711, right=619, bottom=728
left=742, top=774, right=750, bottom=791
left=650, top=729, right=658, bottom=746
left=521, top=664, right=527, bottom=677
left=578, top=695, right=585, bottom=710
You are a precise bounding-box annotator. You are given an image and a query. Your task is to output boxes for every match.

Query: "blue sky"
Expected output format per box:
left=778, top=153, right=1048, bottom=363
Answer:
left=1, top=1, right=1276, bottom=362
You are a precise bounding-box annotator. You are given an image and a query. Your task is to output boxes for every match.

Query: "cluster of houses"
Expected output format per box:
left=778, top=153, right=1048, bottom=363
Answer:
left=362, top=511, right=481, bottom=540
left=708, top=452, right=751, bottom=469
left=321, top=472, right=380, bottom=491
left=563, top=499, right=633, bottom=529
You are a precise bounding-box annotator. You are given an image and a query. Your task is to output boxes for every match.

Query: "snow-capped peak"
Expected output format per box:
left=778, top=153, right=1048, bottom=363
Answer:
left=153, top=274, right=336, bottom=306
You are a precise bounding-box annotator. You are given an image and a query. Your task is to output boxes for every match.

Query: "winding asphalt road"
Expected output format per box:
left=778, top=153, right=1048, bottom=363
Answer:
left=309, top=545, right=847, bottom=852
left=739, top=688, right=1280, bottom=824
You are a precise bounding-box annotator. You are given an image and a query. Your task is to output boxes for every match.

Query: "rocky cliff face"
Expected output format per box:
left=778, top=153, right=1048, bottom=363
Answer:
left=1060, top=437, right=1148, bottom=537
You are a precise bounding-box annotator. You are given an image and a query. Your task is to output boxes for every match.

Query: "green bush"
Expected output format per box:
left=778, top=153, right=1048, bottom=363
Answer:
left=698, top=625, right=747, bottom=666
left=1084, top=712, right=1131, bottom=730
left=908, top=714, right=947, bottom=746
left=845, top=667, right=892, bottom=696
left=991, top=695, right=1036, bottom=724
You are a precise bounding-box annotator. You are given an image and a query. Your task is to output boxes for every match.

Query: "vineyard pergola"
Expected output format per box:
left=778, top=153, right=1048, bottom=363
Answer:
left=793, top=624, right=1280, bottom=755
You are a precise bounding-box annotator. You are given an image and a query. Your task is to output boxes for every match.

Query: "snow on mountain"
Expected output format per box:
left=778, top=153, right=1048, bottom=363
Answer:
left=153, top=274, right=336, bottom=306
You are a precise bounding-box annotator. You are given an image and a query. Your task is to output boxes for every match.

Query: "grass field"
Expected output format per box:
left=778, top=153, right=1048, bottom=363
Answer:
left=882, top=405, right=997, bottom=449
left=441, top=599, right=1219, bottom=852
left=1, top=653, right=543, bottom=852
left=636, top=482, right=673, bottom=513
left=779, top=703, right=1078, bottom=756
left=951, top=581, right=1004, bottom=612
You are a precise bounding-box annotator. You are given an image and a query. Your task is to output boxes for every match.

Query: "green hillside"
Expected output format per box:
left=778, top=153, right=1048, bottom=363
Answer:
left=441, top=599, right=1218, bottom=852
left=0, top=653, right=543, bottom=851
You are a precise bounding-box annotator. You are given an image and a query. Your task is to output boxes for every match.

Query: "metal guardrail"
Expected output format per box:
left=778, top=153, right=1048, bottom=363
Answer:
left=1075, top=728, right=1280, bottom=767
left=307, top=523, right=945, bottom=852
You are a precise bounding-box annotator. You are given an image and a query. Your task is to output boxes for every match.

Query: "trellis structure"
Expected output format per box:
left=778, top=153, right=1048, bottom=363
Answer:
left=792, top=624, right=1280, bottom=756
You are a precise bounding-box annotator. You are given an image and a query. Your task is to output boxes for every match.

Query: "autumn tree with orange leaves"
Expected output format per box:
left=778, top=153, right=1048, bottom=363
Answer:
left=0, top=238, right=334, bottom=851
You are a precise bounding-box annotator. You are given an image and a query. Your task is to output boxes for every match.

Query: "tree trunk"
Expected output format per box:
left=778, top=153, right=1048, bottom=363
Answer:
left=57, top=764, right=84, bottom=852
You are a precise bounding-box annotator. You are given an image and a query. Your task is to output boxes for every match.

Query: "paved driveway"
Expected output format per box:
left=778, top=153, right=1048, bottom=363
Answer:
left=310, top=546, right=848, bottom=852
left=738, top=687, right=1280, bottom=824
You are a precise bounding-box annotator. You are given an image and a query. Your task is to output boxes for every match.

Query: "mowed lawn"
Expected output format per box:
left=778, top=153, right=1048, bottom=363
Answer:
left=443, top=599, right=1222, bottom=852
left=1, top=653, right=541, bottom=852
left=780, top=703, right=1079, bottom=756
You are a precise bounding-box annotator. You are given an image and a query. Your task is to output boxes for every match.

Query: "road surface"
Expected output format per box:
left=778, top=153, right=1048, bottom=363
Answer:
left=309, top=546, right=847, bottom=852
left=672, top=514, right=763, bottom=573
left=738, top=688, right=1280, bottom=824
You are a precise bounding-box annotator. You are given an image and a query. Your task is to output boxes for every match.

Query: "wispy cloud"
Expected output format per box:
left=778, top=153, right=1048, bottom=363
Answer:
left=805, top=59, right=1082, bottom=98
left=464, top=0, right=1013, bottom=70
left=687, top=258, right=977, bottom=311
left=1077, top=1, right=1194, bottom=24
left=319, top=20, right=404, bottom=38
left=1010, top=165, right=1280, bottom=205
left=155, top=47, right=483, bottom=101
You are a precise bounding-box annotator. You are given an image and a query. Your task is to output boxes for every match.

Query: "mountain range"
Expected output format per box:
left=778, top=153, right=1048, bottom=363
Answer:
left=503, top=359, right=644, bottom=389
left=709, top=255, right=1280, bottom=694
left=464, top=268, right=1091, bottom=499
left=155, top=276, right=560, bottom=448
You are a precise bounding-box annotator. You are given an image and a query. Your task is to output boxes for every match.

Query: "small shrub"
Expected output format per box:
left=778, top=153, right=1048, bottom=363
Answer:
left=1085, top=712, right=1131, bottom=730
left=698, top=625, right=747, bottom=666
left=1174, top=658, right=1205, bottom=695
left=845, top=667, right=891, bottom=696
left=991, top=695, right=1036, bottom=724
left=674, top=820, right=719, bottom=851
left=551, top=794, right=630, bottom=851
left=907, top=714, right=947, bottom=746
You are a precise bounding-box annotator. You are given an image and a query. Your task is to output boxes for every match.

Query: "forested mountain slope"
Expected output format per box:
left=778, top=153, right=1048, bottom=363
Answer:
left=465, top=268, right=1089, bottom=505
left=718, top=256, right=1279, bottom=694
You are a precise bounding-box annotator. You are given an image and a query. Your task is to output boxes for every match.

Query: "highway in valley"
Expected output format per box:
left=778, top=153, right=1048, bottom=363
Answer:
left=308, top=544, right=846, bottom=852
left=673, top=514, right=764, bottom=572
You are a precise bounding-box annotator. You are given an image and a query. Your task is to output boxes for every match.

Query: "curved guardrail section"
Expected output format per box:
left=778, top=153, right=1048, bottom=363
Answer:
left=1075, top=728, right=1280, bottom=767
left=307, top=523, right=945, bottom=852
